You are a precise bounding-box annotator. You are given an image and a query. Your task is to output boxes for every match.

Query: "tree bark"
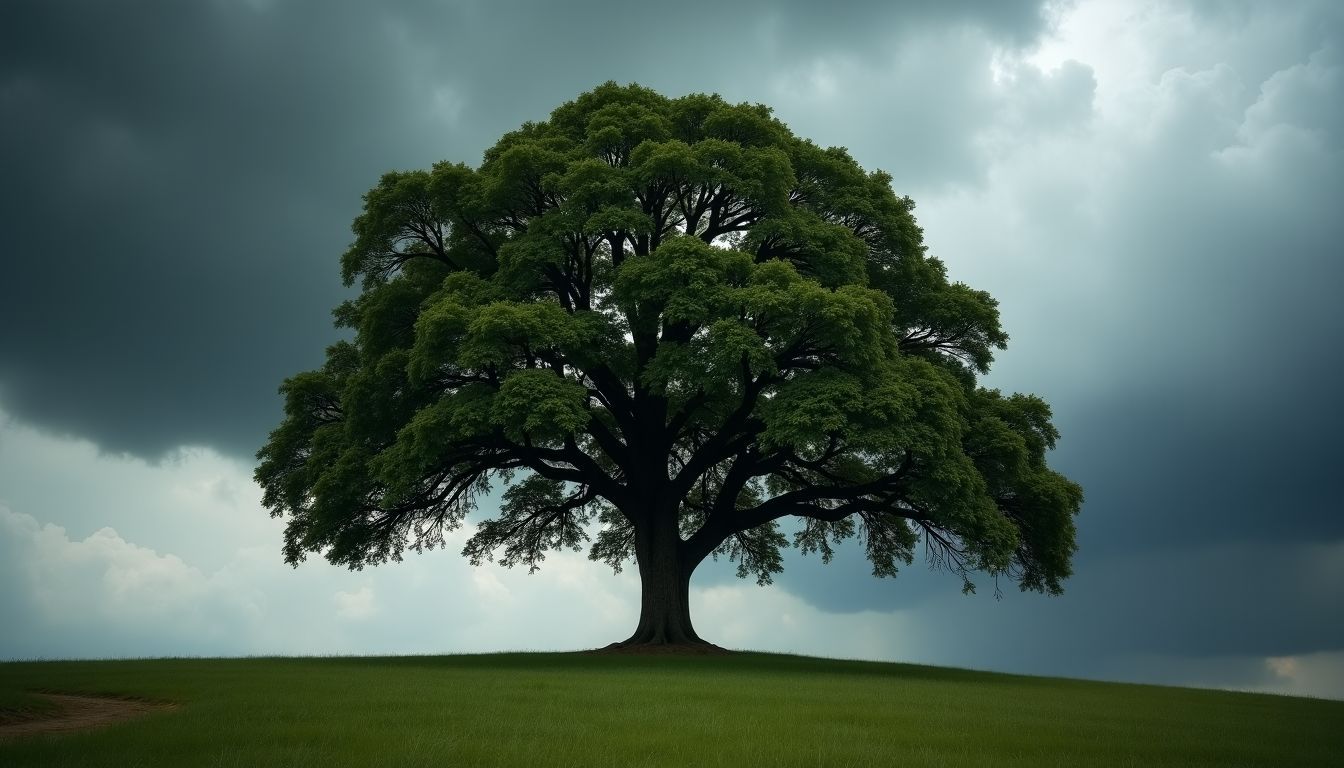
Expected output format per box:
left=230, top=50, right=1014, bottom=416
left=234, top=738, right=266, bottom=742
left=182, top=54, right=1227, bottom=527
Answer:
left=619, top=510, right=704, bottom=646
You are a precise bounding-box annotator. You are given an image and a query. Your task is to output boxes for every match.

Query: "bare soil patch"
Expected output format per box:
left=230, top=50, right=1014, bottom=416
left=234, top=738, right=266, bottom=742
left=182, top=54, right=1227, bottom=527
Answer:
left=0, top=693, right=176, bottom=739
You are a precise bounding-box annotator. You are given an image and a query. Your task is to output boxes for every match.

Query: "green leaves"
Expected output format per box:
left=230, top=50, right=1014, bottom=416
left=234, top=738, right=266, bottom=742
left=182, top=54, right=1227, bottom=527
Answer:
left=478, top=137, right=570, bottom=215
left=714, top=521, right=788, bottom=585
left=457, top=301, right=577, bottom=368
left=492, top=369, right=590, bottom=441
left=702, top=102, right=784, bottom=147
left=581, top=101, right=673, bottom=164
left=257, top=81, right=1080, bottom=609
left=462, top=474, right=594, bottom=573
left=372, top=384, right=495, bottom=505
left=614, top=235, right=752, bottom=325
left=758, top=369, right=865, bottom=452
left=964, top=390, right=1083, bottom=594
left=688, top=138, right=794, bottom=215
left=745, top=209, right=869, bottom=287
left=495, top=231, right=569, bottom=297
left=341, top=163, right=494, bottom=289
left=629, top=139, right=699, bottom=186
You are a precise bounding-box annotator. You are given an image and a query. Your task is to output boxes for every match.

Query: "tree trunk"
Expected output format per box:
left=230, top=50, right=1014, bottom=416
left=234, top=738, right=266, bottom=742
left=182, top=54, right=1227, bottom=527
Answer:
left=619, top=511, right=704, bottom=646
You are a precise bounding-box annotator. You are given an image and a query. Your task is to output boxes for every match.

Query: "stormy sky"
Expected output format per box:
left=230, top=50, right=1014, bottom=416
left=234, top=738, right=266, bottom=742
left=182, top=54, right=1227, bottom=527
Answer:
left=2, top=0, right=1341, bottom=699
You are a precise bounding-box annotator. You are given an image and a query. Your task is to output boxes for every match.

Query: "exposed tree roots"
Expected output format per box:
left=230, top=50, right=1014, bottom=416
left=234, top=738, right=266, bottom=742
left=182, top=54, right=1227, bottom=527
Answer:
left=587, top=640, right=734, bottom=655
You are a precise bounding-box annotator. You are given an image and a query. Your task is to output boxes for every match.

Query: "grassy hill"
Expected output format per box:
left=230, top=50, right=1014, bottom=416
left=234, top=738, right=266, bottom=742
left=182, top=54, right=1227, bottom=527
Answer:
left=2, top=652, right=1340, bottom=766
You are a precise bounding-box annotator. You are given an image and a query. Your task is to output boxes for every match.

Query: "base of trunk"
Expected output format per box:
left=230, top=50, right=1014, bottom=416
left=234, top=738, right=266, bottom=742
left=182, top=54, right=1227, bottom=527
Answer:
left=588, top=640, right=734, bottom=655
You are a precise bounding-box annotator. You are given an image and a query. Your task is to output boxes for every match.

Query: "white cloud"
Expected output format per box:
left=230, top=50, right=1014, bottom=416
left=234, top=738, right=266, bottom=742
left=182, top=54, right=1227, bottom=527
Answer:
left=3, top=509, right=209, bottom=620
left=908, top=0, right=1343, bottom=405
left=0, top=504, right=264, bottom=657
left=695, top=583, right=918, bottom=662
left=1256, top=650, right=1344, bottom=700
left=1220, top=42, right=1342, bottom=169
left=334, top=586, right=378, bottom=621
left=0, top=409, right=277, bottom=573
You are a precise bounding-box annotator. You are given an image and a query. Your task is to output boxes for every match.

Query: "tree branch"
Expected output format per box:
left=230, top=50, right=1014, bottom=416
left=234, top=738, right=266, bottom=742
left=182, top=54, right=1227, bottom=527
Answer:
left=668, top=361, right=773, bottom=498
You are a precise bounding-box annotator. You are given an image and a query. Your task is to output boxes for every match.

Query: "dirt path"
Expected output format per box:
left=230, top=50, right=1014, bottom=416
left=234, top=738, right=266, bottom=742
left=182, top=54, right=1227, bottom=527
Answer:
left=0, top=694, right=176, bottom=739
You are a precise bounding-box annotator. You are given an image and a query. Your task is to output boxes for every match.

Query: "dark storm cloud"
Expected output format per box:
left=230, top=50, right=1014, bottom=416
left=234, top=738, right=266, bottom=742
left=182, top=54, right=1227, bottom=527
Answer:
left=0, top=0, right=1050, bottom=460
left=771, top=531, right=1344, bottom=661
left=1021, top=37, right=1344, bottom=552
left=1, top=0, right=446, bottom=458
left=754, top=0, right=1344, bottom=670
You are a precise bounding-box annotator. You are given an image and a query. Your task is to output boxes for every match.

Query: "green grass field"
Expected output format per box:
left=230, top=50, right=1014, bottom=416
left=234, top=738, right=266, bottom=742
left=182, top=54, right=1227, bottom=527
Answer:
left=1, top=652, right=1340, bottom=767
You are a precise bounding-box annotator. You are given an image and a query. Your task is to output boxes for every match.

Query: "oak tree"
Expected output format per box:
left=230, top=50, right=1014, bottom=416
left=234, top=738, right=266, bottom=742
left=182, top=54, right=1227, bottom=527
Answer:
left=256, top=82, right=1083, bottom=648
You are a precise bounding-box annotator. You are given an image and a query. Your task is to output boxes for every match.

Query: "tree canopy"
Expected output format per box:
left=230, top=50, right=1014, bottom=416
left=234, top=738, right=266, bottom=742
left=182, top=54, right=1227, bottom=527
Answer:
left=255, top=82, right=1083, bottom=646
